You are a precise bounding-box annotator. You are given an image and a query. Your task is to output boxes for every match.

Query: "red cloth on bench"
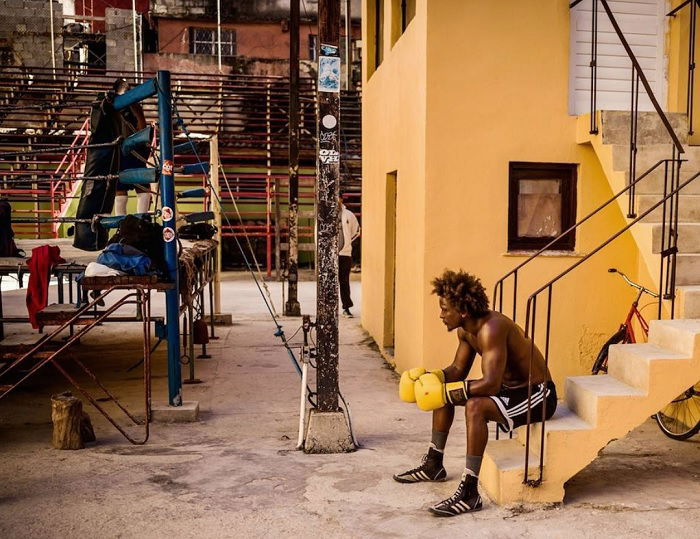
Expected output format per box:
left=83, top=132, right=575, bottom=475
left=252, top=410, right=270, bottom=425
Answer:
left=26, top=245, right=64, bottom=329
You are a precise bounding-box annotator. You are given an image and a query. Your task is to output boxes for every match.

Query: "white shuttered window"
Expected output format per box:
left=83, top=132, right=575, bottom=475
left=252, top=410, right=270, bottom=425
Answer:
left=569, top=0, right=667, bottom=115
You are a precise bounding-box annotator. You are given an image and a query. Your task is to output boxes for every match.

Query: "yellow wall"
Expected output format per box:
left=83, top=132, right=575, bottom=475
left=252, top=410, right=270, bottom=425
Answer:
left=362, top=0, right=646, bottom=390
left=361, top=0, right=427, bottom=363
left=667, top=0, right=700, bottom=142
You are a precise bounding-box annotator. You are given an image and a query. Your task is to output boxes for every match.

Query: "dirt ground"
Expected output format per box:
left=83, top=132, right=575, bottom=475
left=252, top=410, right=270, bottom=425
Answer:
left=0, top=275, right=698, bottom=538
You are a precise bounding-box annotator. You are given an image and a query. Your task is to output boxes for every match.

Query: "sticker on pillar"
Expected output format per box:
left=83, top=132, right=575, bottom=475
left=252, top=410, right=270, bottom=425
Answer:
left=320, top=131, right=337, bottom=143
left=319, top=149, right=339, bottom=164
left=322, top=114, right=337, bottom=129
left=163, top=226, right=176, bottom=243
left=161, top=206, right=174, bottom=221
left=162, top=160, right=174, bottom=175
left=320, top=44, right=339, bottom=56
left=318, top=56, right=341, bottom=93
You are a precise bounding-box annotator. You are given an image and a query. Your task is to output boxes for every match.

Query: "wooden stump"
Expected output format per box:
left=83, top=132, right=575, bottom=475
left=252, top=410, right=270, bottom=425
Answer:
left=51, top=391, right=95, bottom=449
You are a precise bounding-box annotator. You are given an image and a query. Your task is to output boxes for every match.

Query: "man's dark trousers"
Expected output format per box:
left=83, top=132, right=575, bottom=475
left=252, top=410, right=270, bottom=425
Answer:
left=339, top=255, right=353, bottom=310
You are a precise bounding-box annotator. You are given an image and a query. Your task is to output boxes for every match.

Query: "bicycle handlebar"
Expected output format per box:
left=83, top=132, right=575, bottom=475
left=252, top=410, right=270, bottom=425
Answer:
left=608, top=268, right=659, bottom=299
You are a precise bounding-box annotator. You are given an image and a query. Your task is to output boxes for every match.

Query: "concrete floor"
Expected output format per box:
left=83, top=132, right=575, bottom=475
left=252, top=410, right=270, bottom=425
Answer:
left=0, top=273, right=699, bottom=538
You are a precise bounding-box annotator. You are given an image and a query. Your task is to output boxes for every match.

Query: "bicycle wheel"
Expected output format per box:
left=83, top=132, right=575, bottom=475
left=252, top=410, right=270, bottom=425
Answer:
left=591, top=326, right=626, bottom=375
left=655, top=382, right=700, bottom=441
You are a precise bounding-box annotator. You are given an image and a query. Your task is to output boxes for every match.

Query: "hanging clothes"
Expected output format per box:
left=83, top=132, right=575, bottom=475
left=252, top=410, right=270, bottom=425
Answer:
left=26, top=245, right=64, bottom=329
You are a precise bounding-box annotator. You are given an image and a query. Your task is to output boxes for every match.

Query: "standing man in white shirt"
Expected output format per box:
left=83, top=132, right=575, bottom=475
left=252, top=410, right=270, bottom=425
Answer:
left=338, top=195, right=360, bottom=317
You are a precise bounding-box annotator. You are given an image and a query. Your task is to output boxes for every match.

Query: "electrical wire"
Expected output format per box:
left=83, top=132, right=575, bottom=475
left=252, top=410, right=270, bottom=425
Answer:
left=0, top=139, right=120, bottom=158
left=166, top=81, right=358, bottom=445
left=218, top=163, right=280, bottom=317
left=0, top=100, right=93, bottom=112
left=165, top=85, right=316, bottom=404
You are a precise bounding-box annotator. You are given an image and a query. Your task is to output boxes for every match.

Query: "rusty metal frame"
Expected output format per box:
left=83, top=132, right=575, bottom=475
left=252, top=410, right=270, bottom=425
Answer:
left=0, top=284, right=156, bottom=444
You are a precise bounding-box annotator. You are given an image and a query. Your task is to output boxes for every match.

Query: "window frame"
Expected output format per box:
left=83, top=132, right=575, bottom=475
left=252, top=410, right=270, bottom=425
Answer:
left=507, top=162, right=578, bottom=252
left=374, top=0, right=384, bottom=69
left=308, top=34, right=318, bottom=62
left=401, top=0, right=416, bottom=32
left=189, top=28, right=237, bottom=57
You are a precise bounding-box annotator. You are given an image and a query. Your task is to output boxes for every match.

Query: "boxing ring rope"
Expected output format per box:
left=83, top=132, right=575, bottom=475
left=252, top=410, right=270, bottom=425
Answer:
left=168, top=97, right=358, bottom=448
left=0, top=72, right=205, bottom=444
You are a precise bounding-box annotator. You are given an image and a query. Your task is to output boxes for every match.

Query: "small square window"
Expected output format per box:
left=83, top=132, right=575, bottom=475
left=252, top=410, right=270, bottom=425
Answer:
left=508, top=162, right=577, bottom=251
left=189, top=28, right=236, bottom=57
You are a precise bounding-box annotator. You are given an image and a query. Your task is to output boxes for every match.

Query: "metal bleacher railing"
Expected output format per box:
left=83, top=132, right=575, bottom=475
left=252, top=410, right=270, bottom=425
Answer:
left=0, top=67, right=362, bottom=273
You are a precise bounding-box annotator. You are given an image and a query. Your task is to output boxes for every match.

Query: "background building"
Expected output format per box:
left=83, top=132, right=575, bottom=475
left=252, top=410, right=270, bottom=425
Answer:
left=0, top=0, right=361, bottom=84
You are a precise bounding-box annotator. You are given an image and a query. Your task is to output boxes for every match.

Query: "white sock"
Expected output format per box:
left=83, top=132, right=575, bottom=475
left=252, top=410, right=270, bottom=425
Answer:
left=136, top=192, right=151, bottom=214
left=429, top=442, right=444, bottom=454
left=465, top=455, right=483, bottom=478
left=114, top=195, right=128, bottom=216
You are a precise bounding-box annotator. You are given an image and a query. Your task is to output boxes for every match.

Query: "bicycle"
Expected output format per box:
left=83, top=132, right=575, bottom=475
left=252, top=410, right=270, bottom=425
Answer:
left=591, top=268, right=657, bottom=375
left=592, top=268, right=700, bottom=440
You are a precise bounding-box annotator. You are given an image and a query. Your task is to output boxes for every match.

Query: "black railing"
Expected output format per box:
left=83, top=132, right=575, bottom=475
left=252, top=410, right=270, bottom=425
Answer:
left=571, top=0, right=685, bottom=218
left=521, top=167, right=698, bottom=485
left=492, top=158, right=682, bottom=323
left=668, top=0, right=699, bottom=136
left=492, top=1, right=692, bottom=486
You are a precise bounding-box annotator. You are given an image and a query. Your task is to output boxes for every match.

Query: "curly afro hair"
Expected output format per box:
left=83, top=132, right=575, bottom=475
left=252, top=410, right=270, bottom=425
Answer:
left=431, top=269, right=490, bottom=318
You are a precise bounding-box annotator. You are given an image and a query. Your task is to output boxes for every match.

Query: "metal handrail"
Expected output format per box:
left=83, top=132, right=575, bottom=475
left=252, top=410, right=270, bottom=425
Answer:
left=525, top=173, right=696, bottom=311
left=497, top=1, right=693, bottom=487
left=570, top=0, right=685, bottom=153
left=49, top=116, right=90, bottom=238
left=520, top=167, right=700, bottom=485
left=667, top=0, right=699, bottom=136
left=492, top=158, right=679, bottom=322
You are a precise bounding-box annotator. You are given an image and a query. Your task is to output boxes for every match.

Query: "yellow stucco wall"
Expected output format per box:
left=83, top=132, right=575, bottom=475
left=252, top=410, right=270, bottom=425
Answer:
left=361, top=0, right=650, bottom=390
left=667, top=0, right=700, bottom=142
left=361, top=0, right=428, bottom=362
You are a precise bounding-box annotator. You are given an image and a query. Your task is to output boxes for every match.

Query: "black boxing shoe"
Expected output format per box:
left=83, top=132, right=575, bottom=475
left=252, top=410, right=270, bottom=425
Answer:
left=428, top=471, right=482, bottom=517
left=393, top=448, right=447, bottom=483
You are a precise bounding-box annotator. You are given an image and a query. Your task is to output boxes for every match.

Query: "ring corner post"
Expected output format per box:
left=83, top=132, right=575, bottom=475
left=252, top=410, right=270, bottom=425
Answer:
left=156, top=70, right=182, bottom=406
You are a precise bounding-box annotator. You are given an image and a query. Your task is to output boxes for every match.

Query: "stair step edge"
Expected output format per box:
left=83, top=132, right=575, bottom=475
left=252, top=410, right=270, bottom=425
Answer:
left=484, top=438, right=538, bottom=472
left=566, top=375, right=646, bottom=396
left=608, top=342, right=688, bottom=361
left=513, top=403, right=593, bottom=437
left=648, top=319, right=700, bottom=354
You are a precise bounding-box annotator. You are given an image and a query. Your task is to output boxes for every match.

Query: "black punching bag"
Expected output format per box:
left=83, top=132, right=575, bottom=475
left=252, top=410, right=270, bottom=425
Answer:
left=72, top=94, right=121, bottom=251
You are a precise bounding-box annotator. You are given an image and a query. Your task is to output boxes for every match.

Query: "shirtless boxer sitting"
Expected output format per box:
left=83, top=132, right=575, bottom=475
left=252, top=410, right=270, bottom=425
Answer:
left=394, top=269, right=557, bottom=517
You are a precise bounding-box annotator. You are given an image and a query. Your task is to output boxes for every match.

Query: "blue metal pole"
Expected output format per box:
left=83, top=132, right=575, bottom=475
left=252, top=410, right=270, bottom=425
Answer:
left=113, top=78, right=157, bottom=111
left=157, top=70, right=182, bottom=406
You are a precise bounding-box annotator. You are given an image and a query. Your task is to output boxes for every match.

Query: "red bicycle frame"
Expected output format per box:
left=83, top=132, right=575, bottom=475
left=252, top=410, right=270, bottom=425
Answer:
left=622, top=287, right=650, bottom=344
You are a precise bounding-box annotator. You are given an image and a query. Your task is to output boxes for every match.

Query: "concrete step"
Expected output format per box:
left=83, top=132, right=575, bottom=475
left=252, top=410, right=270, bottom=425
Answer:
left=607, top=343, right=689, bottom=391
left=481, top=319, right=700, bottom=505
left=675, top=254, right=700, bottom=286
left=565, top=375, right=645, bottom=426
left=513, top=403, right=593, bottom=458
left=600, top=111, right=688, bottom=146
left=677, top=285, right=700, bottom=318
left=648, top=318, right=700, bottom=357
left=621, top=166, right=700, bottom=196
left=612, top=144, right=700, bottom=173
left=608, top=138, right=700, bottom=196
left=651, top=223, right=700, bottom=253
left=481, top=438, right=560, bottom=504
left=636, top=194, right=700, bottom=222
left=612, top=143, right=671, bottom=171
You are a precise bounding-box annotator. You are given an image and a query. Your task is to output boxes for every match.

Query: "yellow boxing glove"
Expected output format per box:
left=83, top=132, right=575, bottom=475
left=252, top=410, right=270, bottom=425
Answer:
left=414, top=372, right=468, bottom=411
left=399, top=368, right=444, bottom=402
